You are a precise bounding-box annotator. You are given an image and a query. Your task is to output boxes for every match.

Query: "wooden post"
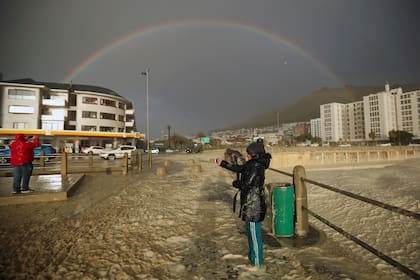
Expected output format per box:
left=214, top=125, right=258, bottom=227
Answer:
left=148, top=152, right=152, bottom=168
left=138, top=152, right=143, bottom=172
left=88, top=151, right=93, bottom=167
left=130, top=151, right=135, bottom=166
left=123, top=153, right=128, bottom=175
left=293, top=165, right=308, bottom=237
left=61, top=152, right=67, bottom=176
left=39, top=151, right=45, bottom=167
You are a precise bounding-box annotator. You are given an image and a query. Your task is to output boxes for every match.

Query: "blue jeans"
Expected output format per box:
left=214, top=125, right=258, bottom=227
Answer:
left=246, top=221, right=264, bottom=267
left=13, top=163, right=33, bottom=192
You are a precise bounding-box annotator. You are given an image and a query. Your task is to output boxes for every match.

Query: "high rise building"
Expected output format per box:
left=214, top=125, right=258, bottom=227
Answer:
left=363, top=84, right=401, bottom=140
left=320, top=102, right=345, bottom=142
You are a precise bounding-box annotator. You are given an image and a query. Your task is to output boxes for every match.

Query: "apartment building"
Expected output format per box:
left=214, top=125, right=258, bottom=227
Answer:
left=398, top=89, right=420, bottom=136
left=320, top=102, right=345, bottom=142
left=310, top=118, right=321, bottom=138
left=363, top=84, right=400, bottom=140
left=0, top=79, right=138, bottom=147
left=319, top=84, right=420, bottom=143
left=344, top=101, right=365, bottom=141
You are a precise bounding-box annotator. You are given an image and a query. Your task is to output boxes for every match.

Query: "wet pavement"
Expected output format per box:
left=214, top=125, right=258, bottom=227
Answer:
left=0, top=174, right=85, bottom=206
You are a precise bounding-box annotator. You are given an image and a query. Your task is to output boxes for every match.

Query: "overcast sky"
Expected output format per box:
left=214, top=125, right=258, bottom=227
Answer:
left=1, top=0, right=419, bottom=139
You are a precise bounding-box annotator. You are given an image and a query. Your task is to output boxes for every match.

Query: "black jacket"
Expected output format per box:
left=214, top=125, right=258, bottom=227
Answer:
left=220, top=153, right=271, bottom=222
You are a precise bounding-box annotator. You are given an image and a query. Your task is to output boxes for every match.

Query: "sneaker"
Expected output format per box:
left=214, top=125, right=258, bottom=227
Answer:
left=21, top=189, right=35, bottom=194
left=12, top=191, right=21, bottom=194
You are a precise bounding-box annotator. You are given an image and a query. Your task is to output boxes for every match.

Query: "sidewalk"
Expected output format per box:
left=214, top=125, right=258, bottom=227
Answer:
left=0, top=174, right=84, bottom=206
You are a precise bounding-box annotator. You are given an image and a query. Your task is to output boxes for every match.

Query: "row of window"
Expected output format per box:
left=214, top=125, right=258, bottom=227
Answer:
left=8, top=89, right=36, bottom=100
left=81, top=126, right=124, bottom=132
left=82, top=96, right=126, bottom=109
left=81, top=111, right=125, bottom=121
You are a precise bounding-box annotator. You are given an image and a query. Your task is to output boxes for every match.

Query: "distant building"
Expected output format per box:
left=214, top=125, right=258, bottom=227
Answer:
left=310, top=118, right=321, bottom=138
left=318, top=83, right=420, bottom=143
left=363, top=84, right=401, bottom=140
left=344, top=101, right=365, bottom=141
left=398, top=89, right=420, bottom=137
left=320, top=102, right=345, bottom=142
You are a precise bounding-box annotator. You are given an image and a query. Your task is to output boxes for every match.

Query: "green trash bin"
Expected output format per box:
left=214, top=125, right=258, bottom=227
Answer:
left=272, top=184, right=295, bottom=237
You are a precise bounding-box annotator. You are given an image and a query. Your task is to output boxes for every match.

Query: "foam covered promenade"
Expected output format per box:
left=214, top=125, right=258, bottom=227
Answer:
left=0, top=151, right=416, bottom=279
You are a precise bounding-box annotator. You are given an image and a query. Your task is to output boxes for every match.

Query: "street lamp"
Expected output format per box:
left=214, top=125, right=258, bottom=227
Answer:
left=141, top=68, right=152, bottom=168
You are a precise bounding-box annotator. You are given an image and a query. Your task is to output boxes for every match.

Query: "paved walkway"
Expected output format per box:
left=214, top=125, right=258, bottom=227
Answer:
left=0, top=174, right=84, bottom=206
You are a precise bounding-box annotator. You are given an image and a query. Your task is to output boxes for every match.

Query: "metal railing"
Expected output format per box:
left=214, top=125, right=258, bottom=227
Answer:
left=268, top=166, right=420, bottom=279
left=0, top=151, right=151, bottom=177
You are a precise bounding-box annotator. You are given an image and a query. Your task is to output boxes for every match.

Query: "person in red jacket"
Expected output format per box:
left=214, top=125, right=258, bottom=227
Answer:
left=10, top=134, right=39, bottom=194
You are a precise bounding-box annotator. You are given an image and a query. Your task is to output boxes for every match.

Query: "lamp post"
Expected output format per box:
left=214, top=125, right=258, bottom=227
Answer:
left=141, top=68, right=152, bottom=168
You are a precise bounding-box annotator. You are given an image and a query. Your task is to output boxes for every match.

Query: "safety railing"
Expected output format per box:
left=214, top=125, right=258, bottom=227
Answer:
left=0, top=151, right=152, bottom=177
left=268, top=166, right=419, bottom=279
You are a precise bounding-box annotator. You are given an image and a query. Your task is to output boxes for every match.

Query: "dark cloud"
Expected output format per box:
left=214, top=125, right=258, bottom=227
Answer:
left=1, top=0, right=419, bottom=138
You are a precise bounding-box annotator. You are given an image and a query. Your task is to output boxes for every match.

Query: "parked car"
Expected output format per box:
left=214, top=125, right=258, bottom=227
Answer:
left=186, top=144, right=203, bottom=153
left=100, top=145, right=137, bottom=160
left=0, top=143, right=57, bottom=163
left=82, top=146, right=105, bottom=155
left=144, top=148, right=159, bottom=154
left=0, top=144, right=10, bottom=164
left=34, top=144, right=58, bottom=161
left=0, top=144, right=9, bottom=150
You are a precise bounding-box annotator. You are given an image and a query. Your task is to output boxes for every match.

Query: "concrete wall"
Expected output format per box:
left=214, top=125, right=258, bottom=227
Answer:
left=269, top=147, right=420, bottom=168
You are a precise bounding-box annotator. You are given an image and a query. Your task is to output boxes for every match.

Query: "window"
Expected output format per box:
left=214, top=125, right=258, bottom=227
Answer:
left=100, top=112, right=115, bottom=120
left=68, top=111, right=76, bottom=121
left=118, top=102, right=126, bottom=109
left=82, top=111, right=97, bottom=118
left=8, top=89, right=36, bottom=100
left=82, top=97, right=98, bottom=104
left=99, top=126, right=115, bottom=132
left=81, top=125, right=97, bottom=131
left=13, top=122, right=26, bottom=129
left=9, top=105, right=34, bottom=114
left=100, top=99, right=116, bottom=107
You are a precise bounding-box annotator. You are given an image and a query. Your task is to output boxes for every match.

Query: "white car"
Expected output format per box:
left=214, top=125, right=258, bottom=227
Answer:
left=144, top=148, right=159, bottom=154
left=82, top=146, right=105, bottom=154
left=100, top=145, right=137, bottom=160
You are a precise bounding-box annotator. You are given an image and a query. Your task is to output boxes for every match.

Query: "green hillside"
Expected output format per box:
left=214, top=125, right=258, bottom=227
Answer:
left=232, top=84, right=420, bottom=129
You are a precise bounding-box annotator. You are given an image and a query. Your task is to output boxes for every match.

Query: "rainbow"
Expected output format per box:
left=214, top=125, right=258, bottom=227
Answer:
left=62, top=19, right=343, bottom=85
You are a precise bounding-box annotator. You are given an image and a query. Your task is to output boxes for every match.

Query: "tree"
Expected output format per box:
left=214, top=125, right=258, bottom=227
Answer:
left=368, top=130, right=376, bottom=145
left=196, top=131, right=206, bottom=138
left=389, top=130, right=413, bottom=146
left=171, top=133, right=190, bottom=149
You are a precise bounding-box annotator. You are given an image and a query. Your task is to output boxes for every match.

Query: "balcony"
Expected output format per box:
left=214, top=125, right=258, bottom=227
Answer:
left=125, top=121, right=135, bottom=127
left=125, top=109, right=135, bottom=115
left=42, top=99, right=65, bottom=106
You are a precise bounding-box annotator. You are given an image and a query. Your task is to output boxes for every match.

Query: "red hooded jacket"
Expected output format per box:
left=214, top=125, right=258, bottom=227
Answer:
left=10, top=134, right=39, bottom=166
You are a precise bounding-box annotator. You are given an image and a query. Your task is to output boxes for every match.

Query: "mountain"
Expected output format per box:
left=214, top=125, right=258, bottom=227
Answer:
left=231, top=84, right=420, bottom=129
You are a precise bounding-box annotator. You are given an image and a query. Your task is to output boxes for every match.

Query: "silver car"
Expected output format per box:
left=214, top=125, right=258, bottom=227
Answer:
left=99, top=145, right=136, bottom=160
left=82, top=146, right=105, bottom=155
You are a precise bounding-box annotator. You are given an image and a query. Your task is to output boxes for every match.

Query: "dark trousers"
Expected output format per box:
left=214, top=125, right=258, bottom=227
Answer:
left=13, top=162, right=33, bottom=192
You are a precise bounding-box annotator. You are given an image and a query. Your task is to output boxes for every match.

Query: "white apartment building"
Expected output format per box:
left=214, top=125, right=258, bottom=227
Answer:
left=320, top=102, right=345, bottom=142
left=363, top=84, right=400, bottom=140
left=319, top=84, right=420, bottom=143
left=310, top=118, right=321, bottom=138
left=398, top=89, right=420, bottom=136
left=0, top=79, right=138, bottom=147
left=343, top=101, right=365, bottom=141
